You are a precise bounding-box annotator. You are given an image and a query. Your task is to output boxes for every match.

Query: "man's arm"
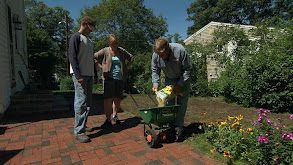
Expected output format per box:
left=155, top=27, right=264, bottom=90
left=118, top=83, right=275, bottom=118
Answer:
left=151, top=53, right=161, bottom=88
left=68, top=33, right=82, bottom=80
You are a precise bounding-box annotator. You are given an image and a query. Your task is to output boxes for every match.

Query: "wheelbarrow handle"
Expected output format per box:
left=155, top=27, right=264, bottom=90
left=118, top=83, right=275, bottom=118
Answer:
left=127, top=86, right=158, bottom=109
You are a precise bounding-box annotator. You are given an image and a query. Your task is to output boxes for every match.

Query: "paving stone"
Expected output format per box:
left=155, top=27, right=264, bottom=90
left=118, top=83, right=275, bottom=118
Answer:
left=1, top=110, right=225, bottom=165
left=61, top=155, right=72, bottom=165
left=145, top=160, right=163, bottom=165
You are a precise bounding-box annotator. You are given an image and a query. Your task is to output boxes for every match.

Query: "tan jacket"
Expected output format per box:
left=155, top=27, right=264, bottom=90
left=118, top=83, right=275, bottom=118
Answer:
left=94, top=47, right=134, bottom=81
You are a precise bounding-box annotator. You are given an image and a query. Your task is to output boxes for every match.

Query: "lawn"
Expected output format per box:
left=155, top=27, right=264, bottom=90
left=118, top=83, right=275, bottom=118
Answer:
left=53, top=90, right=292, bottom=133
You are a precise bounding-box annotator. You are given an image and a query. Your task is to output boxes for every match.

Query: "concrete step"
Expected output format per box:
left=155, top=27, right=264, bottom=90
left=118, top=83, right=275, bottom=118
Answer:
left=11, top=89, right=54, bottom=104
left=7, top=92, right=70, bottom=115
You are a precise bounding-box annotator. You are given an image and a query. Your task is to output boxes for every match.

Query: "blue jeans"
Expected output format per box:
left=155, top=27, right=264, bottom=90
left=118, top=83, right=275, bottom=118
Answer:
left=72, top=75, right=93, bottom=136
left=165, top=77, right=191, bottom=128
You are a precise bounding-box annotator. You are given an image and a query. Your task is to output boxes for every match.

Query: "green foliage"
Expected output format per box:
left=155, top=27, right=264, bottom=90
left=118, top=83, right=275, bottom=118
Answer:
left=214, top=22, right=293, bottom=113
left=81, top=0, right=167, bottom=54
left=202, top=109, right=293, bottom=164
left=25, top=0, right=74, bottom=87
left=127, top=52, right=153, bottom=93
left=59, top=76, right=74, bottom=90
left=93, top=83, right=104, bottom=93
left=186, top=0, right=293, bottom=35
left=185, top=42, right=214, bottom=96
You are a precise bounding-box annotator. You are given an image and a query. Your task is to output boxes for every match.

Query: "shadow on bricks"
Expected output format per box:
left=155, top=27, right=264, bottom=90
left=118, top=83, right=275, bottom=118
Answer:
left=88, top=116, right=142, bottom=139
left=0, top=150, right=23, bottom=165
left=181, top=122, right=205, bottom=140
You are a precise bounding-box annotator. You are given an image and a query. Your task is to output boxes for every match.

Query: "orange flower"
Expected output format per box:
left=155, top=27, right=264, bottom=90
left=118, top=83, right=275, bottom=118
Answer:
left=203, top=112, right=207, bottom=116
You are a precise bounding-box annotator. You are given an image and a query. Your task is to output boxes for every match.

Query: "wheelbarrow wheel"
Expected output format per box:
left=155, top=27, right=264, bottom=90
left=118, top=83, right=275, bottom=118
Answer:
left=145, top=129, right=158, bottom=148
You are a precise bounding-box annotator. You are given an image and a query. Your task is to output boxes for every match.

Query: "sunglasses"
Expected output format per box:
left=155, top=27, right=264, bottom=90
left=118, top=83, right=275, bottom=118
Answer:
left=87, top=23, right=95, bottom=27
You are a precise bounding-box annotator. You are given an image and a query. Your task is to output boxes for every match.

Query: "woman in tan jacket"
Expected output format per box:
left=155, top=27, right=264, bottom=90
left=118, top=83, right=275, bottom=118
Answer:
left=94, top=34, right=134, bottom=128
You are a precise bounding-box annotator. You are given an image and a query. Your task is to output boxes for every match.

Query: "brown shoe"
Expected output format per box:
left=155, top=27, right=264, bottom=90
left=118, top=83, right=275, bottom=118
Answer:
left=75, top=135, right=90, bottom=143
left=85, top=127, right=93, bottom=132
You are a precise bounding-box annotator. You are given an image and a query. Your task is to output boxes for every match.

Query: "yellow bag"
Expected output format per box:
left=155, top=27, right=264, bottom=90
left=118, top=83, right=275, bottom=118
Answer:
left=155, top=85, right=175, bottom=107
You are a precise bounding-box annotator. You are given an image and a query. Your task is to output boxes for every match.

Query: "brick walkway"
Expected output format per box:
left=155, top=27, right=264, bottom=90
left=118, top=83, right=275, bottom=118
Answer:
left=0, top=112, right=224, bottom=165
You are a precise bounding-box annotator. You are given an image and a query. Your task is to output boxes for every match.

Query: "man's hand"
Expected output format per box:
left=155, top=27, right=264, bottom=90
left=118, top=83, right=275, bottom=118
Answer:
left=77, top=78, right=84, bottom=84
left=94, top=77, right=99, bottom=84
left=152, top=86, right=158, bottom=92
left=173, top=84, right=182, bottom=95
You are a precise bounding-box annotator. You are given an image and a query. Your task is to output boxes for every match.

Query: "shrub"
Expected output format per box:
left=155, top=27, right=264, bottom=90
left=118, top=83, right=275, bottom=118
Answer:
left=59, top=76, right=74, bottom=90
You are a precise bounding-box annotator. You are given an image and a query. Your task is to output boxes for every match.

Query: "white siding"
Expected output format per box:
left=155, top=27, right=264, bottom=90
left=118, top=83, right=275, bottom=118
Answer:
left=0, top=0, right=27, bottom=114
left=9, top=0, right=29, bottom=93
left=0, top=0, right=11, bottom=114
left=184, top=22, right=256, bottom=82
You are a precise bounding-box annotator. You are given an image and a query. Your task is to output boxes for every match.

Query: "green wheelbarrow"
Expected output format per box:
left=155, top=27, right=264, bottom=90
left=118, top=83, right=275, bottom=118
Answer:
left=128, top=86, right=180, bottom=148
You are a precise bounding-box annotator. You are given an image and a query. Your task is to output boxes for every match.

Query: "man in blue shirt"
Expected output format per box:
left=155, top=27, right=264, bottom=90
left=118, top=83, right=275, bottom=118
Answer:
left=68, top=16, right=98, bottom=143
left=151, top=38, right=193, bottom=141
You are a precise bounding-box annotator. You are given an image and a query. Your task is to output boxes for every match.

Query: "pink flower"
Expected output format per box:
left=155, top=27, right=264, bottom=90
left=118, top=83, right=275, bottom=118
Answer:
left=267, top=119, right=272, bottom=124
left=264, top=109, right=270, bottom=114
left=281, top=133, right=293, bottom=140
left=290, top=114, right=293, bottom=119
left=275, top=142, right=279, bottom=146
left=258, top=136, right=269, bottom=144
left=274, top=158, right=278, bottom=163
left=258, top=108, right=263, bottom=114
left=257, top=116, right=262, bottom=123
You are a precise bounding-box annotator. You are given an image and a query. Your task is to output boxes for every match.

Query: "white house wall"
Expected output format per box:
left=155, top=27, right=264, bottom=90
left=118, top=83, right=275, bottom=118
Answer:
left=0, top=0, right=10, bottom=114
left=9, top=0, right=29, bottom=93
left=184, top=22, right=256, bottom=82
left=0, top=0, right=28, bottom=115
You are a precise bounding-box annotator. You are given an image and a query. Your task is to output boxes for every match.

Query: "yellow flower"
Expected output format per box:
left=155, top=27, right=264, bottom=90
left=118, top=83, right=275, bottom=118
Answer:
left=223, top=151, right=231, bottom=158
left=231, top=121, right=240, bottom=128
left=198, top=125, right=202, bottom=129
left=218, top=121, right=227, bottom=127
left=208, top=124, right=213, bottom=128
left=234, top=141, right=240, bottom=144
left=228, top=116, right=236, bottom=121
left=203, top=112, right=207, bottom=116
left=239, top=129, right=245, bottom=133
left=241, top=137, right=246, bottom=140
left=247, top=128, right=252, bottom=132
left=236, top=115, right=243, bottom=120
left=242, top=152, right=248, bottom=155
left=210, top=149, right=216, bottom=153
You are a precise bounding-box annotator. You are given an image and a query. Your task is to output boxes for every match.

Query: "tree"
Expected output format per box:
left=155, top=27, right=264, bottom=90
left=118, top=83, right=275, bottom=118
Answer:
left=25, top=0, right=73, bottom=87
left=80, top=0, right=168, bottom=88
left=186, top=0, right=293, bottom=35
left=81, top=0, right=168, bottom=54
left=173, top=33, right=181, bottom=43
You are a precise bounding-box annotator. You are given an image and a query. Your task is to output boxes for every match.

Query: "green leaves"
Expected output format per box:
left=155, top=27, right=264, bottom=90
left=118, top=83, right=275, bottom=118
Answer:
left=186, top=0, right=293, bottom=35
left=82, top=0, right=167, bottom=54
left=25, top=0, right=73, bottom=87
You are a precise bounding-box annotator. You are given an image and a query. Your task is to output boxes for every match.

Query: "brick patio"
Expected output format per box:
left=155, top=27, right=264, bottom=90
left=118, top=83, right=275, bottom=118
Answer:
left=0, top=104, right=224, bottom=165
